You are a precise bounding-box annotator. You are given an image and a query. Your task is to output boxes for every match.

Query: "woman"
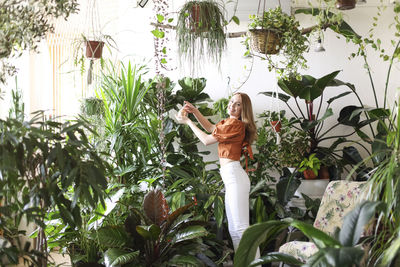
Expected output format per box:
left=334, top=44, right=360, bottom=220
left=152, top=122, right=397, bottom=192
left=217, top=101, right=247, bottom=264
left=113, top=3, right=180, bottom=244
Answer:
left=175, top=92, right=259, bottom=257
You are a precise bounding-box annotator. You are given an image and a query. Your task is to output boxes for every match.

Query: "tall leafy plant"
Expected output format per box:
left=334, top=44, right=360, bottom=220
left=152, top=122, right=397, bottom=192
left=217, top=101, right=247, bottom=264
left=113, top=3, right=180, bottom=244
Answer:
left=98, top=61, right=155, bottom=185
left=0, top=110, right=108, bottom=265
left=363, top=101, right=400, bottom=266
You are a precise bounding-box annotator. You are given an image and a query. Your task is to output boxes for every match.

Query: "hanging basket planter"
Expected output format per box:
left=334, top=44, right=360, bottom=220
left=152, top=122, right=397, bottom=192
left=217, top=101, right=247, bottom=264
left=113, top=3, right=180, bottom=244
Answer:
left=249, top=29, right=281, bottom=55
left=85, top=40, right=104, bottom=59
left=336, top=0, right=356, bottom=10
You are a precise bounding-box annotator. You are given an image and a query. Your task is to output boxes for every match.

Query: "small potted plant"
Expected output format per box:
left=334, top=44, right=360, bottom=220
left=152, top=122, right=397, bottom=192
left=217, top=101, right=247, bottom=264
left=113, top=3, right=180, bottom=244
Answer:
left=257, top=114, right=310, bottom=173
left=246, top=6, right=309, bottom=78
left=299, top=153, right=321, bottom=179
left=259, top=110, right=287, bottom=132
left=73, top=34, right=116, bottom=84
left=279, top=126, right=310, bottom=169
left=176, top=0, right=226, bottom=67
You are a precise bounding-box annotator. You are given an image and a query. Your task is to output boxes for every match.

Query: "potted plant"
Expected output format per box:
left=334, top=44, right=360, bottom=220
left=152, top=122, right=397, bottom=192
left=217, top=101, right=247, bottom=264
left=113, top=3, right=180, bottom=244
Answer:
left=176, top=0, right=226, bottom=68
left=260, top=110, right=286, bottom=133
left=73, top=34, right=116, bottom=84
left=246, top=6, right=309, bottom=78
left=299, top=153, right=321, bottom=179
left=279, top=126, right=310, bottom=169
left=256, top=113, right=310, bottom=173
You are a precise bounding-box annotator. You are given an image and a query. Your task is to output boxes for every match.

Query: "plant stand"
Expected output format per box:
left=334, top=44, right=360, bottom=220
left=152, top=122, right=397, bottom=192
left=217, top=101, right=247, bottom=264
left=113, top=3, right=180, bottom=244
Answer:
left=288, top=179, right=330, bottom=210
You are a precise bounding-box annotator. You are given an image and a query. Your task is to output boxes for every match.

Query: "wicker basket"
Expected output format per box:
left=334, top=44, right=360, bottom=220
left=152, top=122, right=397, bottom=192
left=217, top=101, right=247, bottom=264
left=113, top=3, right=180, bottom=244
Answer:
left=249, top=29, right=281, bottom=55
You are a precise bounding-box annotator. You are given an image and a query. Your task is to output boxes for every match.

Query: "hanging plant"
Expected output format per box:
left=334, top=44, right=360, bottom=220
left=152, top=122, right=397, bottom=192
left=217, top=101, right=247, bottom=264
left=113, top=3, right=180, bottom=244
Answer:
left=245, top=6, right=309, bottom=79
left=176, top=0, right=227, bottom=69
left=73, top=34, right=116, bottom=85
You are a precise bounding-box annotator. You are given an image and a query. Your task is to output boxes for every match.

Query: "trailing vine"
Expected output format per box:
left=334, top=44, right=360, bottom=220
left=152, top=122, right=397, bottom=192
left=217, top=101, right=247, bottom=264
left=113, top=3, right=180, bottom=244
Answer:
left=152, top=0, right=173, bottom=181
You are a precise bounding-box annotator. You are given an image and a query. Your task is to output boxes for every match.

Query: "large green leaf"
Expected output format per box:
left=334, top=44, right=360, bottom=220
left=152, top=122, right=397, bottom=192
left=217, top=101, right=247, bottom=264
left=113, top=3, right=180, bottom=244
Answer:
left=373, top=134, right=390, bottom=161
left=104, top=248, right=139, bottom=267
left=171, top=225, right=208, bottom=244
left=178, top=77, right=207, bottom=92
left=234, top=221, right=290, bottom=267
left=164, top=203, right=194, bottom=233
left=305, top=247, right=364, bottom=267
left=276, top=176, right=301, bottom=205
left=300, top=108, right=333, bottom=131
left=214, top=195, right=224, bottom=228
left=338, top=106, right=361, bottom=126
left=342, top=146, right=363, bottom=165
left=168, top=255, right=204, bottom=266
left=249, top=252, right=303, bottom=267
left=289, top=219, right=341, bottom=248
left=339, top=201, right=382, bottom=246
left=136, top=224, right=161, bottom=241
left=278, top=71, right=340, bottom=102
left=327, top=91, right=352, bottom=104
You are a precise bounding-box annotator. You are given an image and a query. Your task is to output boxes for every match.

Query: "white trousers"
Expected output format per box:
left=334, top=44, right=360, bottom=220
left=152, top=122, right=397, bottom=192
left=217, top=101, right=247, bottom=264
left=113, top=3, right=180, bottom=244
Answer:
left=220, top=161, right=260, bottom=259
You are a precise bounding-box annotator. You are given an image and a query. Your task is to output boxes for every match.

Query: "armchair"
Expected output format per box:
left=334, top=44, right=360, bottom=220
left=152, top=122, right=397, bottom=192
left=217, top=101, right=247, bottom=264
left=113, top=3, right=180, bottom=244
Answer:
left=278, top=180, right=368, bottom=263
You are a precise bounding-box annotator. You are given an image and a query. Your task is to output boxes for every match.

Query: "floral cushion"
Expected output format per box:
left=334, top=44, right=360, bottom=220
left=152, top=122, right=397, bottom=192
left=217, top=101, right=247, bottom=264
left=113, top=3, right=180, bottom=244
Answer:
left=278, top=241, right=318, bottom=263
left=313, top=181, right=367, bottom=235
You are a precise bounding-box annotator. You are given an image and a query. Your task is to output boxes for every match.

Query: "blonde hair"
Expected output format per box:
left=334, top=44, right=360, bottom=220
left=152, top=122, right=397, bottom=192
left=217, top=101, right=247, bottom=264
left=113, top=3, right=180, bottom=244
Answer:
left=235, top=93, right=257, bottom=144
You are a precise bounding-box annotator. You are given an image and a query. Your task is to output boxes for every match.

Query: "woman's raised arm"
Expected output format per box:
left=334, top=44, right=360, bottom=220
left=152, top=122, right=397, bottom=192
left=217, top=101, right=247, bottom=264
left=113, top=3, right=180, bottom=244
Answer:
left=175, top=114, right=217, bottom=146
left=183, top=101, right=216, bottom=133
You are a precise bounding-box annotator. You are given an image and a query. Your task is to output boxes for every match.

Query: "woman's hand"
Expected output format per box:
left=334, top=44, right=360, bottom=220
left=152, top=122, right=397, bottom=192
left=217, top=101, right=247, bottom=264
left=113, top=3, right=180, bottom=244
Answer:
left=183, top=101, right=198, bottom=114
left=175, top=113, right=190, bottom=124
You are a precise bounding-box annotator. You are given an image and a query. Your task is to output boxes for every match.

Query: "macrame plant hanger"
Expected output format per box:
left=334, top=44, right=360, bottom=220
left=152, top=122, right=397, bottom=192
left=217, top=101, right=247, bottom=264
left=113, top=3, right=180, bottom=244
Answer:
left=84, top=0, right=102, bottom=86
left=255, top=0, right=283, bottom=144
left=269, top=71, right=282, bottom=145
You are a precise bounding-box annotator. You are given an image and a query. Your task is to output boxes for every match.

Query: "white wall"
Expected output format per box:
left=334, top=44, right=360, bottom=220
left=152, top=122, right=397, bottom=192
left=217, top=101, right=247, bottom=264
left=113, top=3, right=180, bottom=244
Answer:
left=2, top=0, right=399, bottom=162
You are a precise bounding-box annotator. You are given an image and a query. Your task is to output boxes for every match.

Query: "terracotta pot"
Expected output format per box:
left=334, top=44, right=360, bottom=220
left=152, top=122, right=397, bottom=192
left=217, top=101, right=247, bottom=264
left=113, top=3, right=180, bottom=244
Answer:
left=270, top=120, right=282, bottom=132
left=85, top=40, right=104, bottom=59
left=318, top=166, right=330, bottom=179
left=303, top=169, right=318, bottom=179
left=336, top=0, right=356, bottom=10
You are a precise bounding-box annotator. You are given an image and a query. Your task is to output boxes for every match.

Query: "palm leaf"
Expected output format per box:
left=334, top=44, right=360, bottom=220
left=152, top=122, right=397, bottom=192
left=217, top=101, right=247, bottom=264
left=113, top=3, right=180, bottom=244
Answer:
left=96, top=226, right=130, bottom=248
